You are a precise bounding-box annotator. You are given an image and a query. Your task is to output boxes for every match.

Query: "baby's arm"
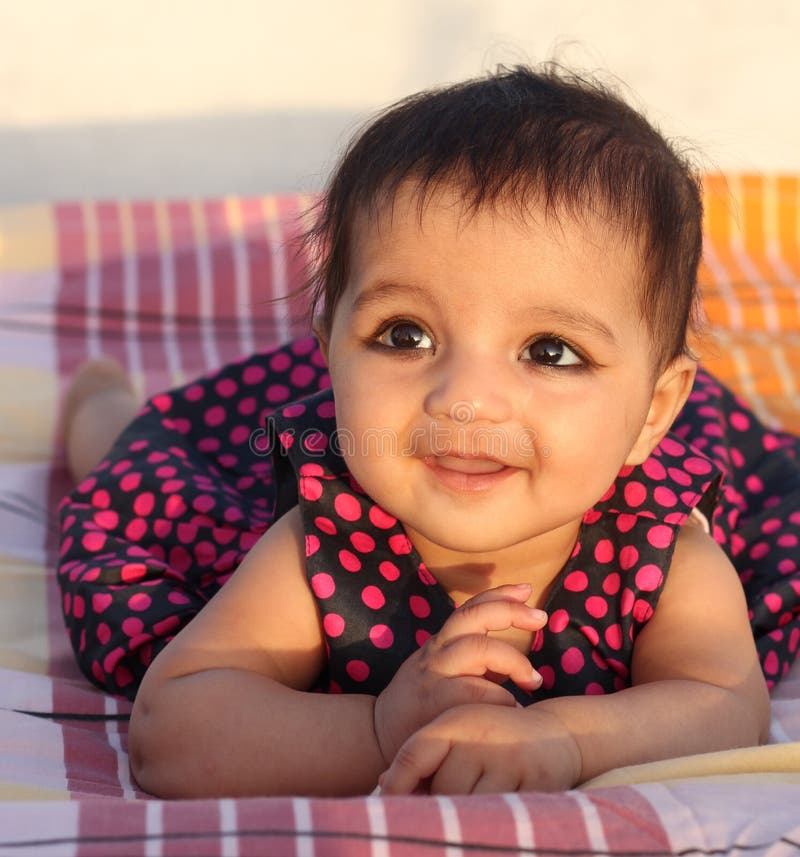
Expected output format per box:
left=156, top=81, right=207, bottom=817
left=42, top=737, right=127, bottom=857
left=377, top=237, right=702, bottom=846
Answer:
left=129, top=506, right=386, bottom=797
left=129, top=507, right=544, bottom=797
left=381, top=524, right=771, bottom=794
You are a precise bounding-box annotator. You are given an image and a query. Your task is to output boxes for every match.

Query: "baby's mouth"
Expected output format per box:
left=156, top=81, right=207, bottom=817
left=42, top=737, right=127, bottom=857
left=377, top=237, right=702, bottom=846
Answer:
left=423, top=454, right=507, bottom=474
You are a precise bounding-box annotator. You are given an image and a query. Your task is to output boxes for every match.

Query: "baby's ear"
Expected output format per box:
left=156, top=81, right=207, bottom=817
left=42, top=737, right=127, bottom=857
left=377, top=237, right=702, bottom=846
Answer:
left=625, top=356, right=697, bottom=466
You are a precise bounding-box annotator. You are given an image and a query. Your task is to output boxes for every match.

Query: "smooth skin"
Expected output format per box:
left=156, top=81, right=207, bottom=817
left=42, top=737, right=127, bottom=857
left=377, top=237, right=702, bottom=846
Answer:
left=128, top=184, right=770, bottom=797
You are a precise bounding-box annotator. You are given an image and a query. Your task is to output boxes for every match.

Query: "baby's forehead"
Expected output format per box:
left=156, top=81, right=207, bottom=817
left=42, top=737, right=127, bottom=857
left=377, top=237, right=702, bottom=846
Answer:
left=350, top=180, right=648, bottom=271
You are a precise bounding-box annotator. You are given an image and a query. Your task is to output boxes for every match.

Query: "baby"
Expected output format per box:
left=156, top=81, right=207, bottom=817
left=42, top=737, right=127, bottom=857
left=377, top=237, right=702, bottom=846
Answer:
left=59, top=65, right=790, bottom=797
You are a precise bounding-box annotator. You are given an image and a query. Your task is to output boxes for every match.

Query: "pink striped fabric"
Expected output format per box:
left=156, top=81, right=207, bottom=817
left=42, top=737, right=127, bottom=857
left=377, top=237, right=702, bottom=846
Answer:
left=0, top=186, right=798, bottom=855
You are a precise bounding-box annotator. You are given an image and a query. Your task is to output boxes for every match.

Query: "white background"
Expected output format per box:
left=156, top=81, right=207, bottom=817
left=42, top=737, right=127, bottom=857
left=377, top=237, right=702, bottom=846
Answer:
left=1, top=0, right=798, bottom=202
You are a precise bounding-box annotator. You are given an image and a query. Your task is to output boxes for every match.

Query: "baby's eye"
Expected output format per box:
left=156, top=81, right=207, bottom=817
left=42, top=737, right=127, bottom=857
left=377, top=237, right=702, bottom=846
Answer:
left=524, top=337, right=583, bottom=367
left=377, top=321, right=434, bottom=350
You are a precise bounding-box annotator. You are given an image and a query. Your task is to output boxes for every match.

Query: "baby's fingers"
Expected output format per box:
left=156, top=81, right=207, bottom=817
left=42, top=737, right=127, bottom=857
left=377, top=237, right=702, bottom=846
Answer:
left=438, top=635, right=542, bottom=692
left=438, top=598, right=547, bottom=644
left=380, top=731, right=452, bottom=795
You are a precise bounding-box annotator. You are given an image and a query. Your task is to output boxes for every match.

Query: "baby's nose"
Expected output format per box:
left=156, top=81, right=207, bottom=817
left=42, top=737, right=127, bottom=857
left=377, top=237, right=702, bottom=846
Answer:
left=423, top=352, right=513, bottom=425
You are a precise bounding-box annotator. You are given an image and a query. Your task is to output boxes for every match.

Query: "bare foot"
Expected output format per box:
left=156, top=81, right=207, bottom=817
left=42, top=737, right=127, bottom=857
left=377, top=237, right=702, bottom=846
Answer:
left=63, top=359, right=140, bottom=483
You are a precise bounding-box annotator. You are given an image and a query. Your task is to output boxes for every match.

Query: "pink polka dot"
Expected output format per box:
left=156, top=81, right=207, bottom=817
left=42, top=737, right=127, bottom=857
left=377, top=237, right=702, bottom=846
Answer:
left=92, top=593, right=112, bottom=613
left=299, top=477, right=323, bottom=502
left=345, top=660, right=370, bottom=682
left=92, top=489, right=111, bottom=509
left=646, top=525, right=673, bottom=549
left=266, top=384, right=290, bottom=403
left=369, top=624, right=395, bottom=649
left=594, top=540, right=614, bottom=563
left=315, top=516, right=337, bottom=535
left=602, top=572, right=621, bottom=595
left=561, top=647, right=584, bottom=675
left=549, top=609, right=569, bottom=633
left=624, top=481, right=647, bottom=507
left=667, top=467, right=692, bottom=487
left=659, top=437, right=684, bottom=456
left=204, top=405, right=226, bottom=427
left=350, top=531, right=376, bottom=553
left=761, top=518, right=782, bottom=535
left=184, top=384, right=204, bottom=402
left=311, top=573, right=335, bottom=599
left=339, top=549, right=361, bottom=572
left=418, top=565, right=437, bottom=586
left=305, top=535, right=320, bottom=557
left=605, top=623, right=623, bottom=650
left=764, top=650, right=779, bottom=676
left=764, top=593, right=783, bottom=613
left=745, top=474, right=764, bottom=493
left=334, top=493, right=362, bottom=522
left=538, top=665, right=555, bottom=690
left=317, top=399, right=336, bottom=419
left=415, top=629, right=432, bottom=647
left=750, top=542, right=770, bottom=560
left=303, top=431, right=327, bottom=454
left=81, top=532, right=106, bottom=552
left=215, top=378, right=238, bottom=398
left=653, top=486, right=678, bottom=507
left=641, top=458, right=666, bottom=481
left=94, top=509, right=119, bottom=530
left=299, top=463, right=324, bottom=477
left=323, top=613, right=345, bottom=637
left=409, top=595, right=431, bottom=618
left=122, top=617, right=144, bottom=637
left=96, top=624, right=111, bottom=645
left=163, top=487, right=187, bottom=508
left=362, top=585, right=386, bottom=610
left=581, top=625, right=600, bottom=646
left=618, top=546, right=638, bottom=571
left=633, top=599, right=654, bottom=622
left=121, top=563, right=147, bottom=583
left=119, top=472, right=142, bottom=492
left=389, top=534, right=413, bottom=555
left=283, top=403, right=306, bottom=419
left=243, top=363, right=268, bottom=384
left=585, top=683, right=606, bottom=695
left=684, top=456, right=712, bottom=475
left=635, top=564, right=663, bottom=592
left=778, top=534, right=798, bottom=548
left=585, top=596, right=608, bottom=618
left=564, top=571, right=588, bottom=592
left=620, top=588, right=635, bottom=616
left=369, top=506, right=397, bottom=529
left=615, top=514, right=637, bottom=533
left=268, top=350, right=291, bottom=372
left=291, top=364, right=316, bottom=387
left=379, top=561, right=400, bottom=581
left=128, top=593, right=152, bottom=612
left=729, top=411, right=750, bottom=432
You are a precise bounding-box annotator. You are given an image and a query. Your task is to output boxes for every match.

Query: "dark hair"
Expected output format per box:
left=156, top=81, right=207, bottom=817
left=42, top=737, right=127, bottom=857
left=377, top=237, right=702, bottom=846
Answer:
left=304, top=64, right=703, bottom=368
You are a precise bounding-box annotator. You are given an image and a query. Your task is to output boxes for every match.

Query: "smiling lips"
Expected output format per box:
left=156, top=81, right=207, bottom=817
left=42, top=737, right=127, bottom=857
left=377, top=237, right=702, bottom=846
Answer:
left=422, top=453, right=518, bottom=492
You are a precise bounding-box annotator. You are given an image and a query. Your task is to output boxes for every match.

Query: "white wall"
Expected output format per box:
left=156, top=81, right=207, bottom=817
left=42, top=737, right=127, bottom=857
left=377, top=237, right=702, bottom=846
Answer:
left=1, top=0, right=798, bottom=202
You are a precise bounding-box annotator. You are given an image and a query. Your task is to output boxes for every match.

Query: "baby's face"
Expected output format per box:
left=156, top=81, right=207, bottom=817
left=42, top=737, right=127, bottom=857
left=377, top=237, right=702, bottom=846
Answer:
left=322, top=181, right=661, bottom=569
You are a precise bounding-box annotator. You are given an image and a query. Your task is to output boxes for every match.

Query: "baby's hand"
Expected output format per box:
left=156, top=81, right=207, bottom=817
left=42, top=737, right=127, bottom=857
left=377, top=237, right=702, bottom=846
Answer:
left=373, top=583, right=546, bottom=766
left=379, top=704, right=582, bottom=795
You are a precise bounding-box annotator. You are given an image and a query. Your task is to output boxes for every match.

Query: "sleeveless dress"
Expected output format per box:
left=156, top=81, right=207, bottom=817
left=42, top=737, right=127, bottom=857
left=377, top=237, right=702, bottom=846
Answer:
left=56, top=338, right=800, bottom=700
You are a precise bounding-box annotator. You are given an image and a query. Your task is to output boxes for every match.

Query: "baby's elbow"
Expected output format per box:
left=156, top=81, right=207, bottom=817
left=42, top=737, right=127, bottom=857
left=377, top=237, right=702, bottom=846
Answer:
left=128, top=689, right=181, bottom=798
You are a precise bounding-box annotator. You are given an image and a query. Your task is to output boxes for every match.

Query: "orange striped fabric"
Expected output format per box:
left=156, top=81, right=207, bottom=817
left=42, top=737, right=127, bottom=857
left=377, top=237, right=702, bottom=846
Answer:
left=696, top=174, right=800, bottom=433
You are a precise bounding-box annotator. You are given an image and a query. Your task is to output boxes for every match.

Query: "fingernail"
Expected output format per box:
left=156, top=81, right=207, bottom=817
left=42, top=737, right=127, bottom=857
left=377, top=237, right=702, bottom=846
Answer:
left=529, top=608, right=547, bottom=623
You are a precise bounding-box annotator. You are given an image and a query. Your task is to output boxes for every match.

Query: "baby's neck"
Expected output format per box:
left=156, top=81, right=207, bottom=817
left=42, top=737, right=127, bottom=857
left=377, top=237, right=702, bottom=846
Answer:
left=407, top=517, right=582, bottom=610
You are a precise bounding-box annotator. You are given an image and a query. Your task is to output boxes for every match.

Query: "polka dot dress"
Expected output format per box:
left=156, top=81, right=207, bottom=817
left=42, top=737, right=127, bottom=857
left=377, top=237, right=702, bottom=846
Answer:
left=57, top=343, right=800, bottom=700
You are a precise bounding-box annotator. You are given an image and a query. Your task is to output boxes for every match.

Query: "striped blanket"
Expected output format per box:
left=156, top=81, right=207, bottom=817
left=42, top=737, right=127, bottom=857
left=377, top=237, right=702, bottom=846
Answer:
left=0, top=178, right=798, bottom=856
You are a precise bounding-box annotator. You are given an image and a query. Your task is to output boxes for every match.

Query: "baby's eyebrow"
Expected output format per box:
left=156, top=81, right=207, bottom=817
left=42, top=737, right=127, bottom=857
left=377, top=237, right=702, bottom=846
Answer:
left=531, top=306, right=619, bottom=346
left=350, top=281, right=434, bottom=313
